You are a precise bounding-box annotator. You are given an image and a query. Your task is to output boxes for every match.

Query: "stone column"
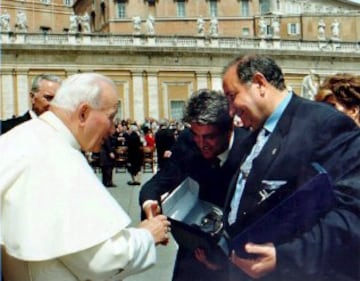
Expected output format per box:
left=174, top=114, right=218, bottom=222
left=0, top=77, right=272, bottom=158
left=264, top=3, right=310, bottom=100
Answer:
left=132, top=71, right=145, bottom=123
left=161, top=82, right=169, bottom=119
left=16, top=71, right=29, bottom=115
left=270, top=0, right=279, bottom=13
left=147, top=72, right=159, bottom=120
left=1, top=70, right=15, bottom=119
left=196, top=71, right=208, bottom=90
left=210, top=73, right=223, bottom=92
left=122, top=81, right=130, bottom=119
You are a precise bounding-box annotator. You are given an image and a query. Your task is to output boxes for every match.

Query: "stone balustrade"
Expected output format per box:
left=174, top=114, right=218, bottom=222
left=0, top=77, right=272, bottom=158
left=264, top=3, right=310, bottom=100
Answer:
left=1, top=32, right=359, bottom=53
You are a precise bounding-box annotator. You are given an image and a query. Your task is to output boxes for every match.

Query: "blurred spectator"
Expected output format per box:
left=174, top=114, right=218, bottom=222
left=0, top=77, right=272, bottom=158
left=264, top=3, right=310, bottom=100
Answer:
left=99, top=137, right=116, bottom=187
left=315, top=73, right=360, bottom=126
left=144, top=127, right=156, bottom=150
left=125, top=124, right=144, bottom=185
left=113, top=122, right=127, bottom=146
left=155, top=119, right=176, bottom=170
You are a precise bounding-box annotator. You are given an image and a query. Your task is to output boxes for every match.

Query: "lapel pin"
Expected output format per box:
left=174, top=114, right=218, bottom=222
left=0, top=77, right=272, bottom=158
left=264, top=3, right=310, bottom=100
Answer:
left=272, top=148, right=277, bottom=155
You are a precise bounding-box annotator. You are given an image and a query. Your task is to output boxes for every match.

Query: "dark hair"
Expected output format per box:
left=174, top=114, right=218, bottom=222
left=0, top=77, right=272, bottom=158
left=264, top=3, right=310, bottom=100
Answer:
left=223, top=54, right=286, bottom=91
left=182, top=89, right=232, bottom=132
left=316, top=73, right=360, bottom=110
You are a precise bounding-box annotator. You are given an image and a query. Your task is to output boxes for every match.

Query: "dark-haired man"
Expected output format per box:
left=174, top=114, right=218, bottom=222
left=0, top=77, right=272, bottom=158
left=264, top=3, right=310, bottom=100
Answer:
left=221, top=54, right=360, bottom=281
left=139, top=89, right=249, bottom=281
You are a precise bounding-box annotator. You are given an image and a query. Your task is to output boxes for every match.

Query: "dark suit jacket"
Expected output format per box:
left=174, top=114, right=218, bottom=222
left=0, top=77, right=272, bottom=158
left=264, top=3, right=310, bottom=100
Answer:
left=154, top=127, right=176, bottom=169
left=224, top=95, right=360, bottom=281
left=140, top=127, right=250, bottom=209
left=139, top=126, right=250, bottom=281
left=125, top=131, right=144, bottom=175
left=0, top=111, right=31, bottom=134
left=99, top=137, right=116, bottom=167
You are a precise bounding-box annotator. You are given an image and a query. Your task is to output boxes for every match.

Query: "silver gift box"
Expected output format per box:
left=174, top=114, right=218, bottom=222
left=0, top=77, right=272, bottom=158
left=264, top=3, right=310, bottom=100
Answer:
left=161, top=177, right=225, bottom=252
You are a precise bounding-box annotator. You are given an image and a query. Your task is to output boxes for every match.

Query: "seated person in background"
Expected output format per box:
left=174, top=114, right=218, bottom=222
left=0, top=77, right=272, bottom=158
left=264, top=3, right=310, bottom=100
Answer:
left=144, top=127, right=156, bottom=151
left=315, top=73, right=360, bottom=126
left=0, top=73, right=170, bottom=281
left=139, top=89, right=250, bottom=281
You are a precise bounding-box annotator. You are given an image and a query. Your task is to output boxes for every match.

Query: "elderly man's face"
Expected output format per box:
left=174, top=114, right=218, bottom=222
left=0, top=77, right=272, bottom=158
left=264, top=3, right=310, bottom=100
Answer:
left=31, top=79, right=60, bottom=116
left=190, top=123, right=230, bottom=160
left=80, top=83, right=118, bottom=152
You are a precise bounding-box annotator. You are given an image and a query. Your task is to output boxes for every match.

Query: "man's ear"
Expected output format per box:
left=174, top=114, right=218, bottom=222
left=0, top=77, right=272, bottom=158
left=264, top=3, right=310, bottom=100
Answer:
left=78, top=103, right=90, bottom=124
left=252, top=72, right=267, bottom=87
left=30, top=92, right=36, bottom=104
left=349, top=106, right=360, bottom=121
left=252, top=72, right=267, bottom=96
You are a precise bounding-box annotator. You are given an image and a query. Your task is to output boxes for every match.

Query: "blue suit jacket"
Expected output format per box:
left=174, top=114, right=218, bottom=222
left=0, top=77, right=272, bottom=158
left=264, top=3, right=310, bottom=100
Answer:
left=224, top=94, right=360, bottom=281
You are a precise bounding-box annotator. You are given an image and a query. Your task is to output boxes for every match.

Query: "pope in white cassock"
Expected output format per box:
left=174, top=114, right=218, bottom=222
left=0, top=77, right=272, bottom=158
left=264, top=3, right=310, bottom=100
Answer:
left=0, top=73, right=171, bottom=281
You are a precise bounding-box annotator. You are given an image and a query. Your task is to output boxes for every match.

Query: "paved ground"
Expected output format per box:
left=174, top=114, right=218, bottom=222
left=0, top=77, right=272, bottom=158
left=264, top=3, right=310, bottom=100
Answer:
left=97, top=169, right=178, bottom=281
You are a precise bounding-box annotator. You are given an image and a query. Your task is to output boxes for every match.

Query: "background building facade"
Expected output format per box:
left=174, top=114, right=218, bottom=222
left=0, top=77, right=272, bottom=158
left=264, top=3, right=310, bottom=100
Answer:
left=1, top=0, right=360, bottom=122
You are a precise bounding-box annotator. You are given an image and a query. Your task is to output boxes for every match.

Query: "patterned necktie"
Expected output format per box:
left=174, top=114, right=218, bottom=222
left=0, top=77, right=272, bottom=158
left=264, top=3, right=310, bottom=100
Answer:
left=240, top=128, right=268, bottom=177
left=228, top=128, right=269, bottom=225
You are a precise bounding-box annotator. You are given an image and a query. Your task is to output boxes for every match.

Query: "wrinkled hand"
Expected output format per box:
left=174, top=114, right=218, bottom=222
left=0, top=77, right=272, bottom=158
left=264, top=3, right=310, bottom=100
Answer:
left=143, top=200, right=161, bottom=219
left=194, top=248, right=222, bottom=271
left=139, top=214, right=171, bottom=246
left=230, top=243, right=276, bottom=279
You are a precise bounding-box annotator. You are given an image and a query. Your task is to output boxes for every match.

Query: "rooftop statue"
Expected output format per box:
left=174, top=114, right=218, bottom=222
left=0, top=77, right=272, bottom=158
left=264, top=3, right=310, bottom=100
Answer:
left=15, top=10, right=27, bottom=33
left=0, top=10, right=11, bottom=32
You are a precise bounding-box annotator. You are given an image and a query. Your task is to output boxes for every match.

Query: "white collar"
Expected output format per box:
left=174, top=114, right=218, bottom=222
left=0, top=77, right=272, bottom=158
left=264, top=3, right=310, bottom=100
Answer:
left=39, top=111, right=81, bottom=150
left=217, top=131, right=234, bottom=166
left=29, top=110, right=37, bottom=119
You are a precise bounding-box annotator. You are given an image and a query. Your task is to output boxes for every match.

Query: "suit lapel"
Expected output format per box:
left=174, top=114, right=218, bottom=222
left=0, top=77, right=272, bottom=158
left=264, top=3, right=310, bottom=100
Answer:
left=224, top=128, right=250, bottom=169
left=236, top=95, right=301, bottom=217
left=21, top=111, right=32, bottom=122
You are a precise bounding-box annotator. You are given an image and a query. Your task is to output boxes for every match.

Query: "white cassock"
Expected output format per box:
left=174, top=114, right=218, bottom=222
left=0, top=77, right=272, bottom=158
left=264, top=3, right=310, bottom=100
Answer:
left=0, top=111, right=156, bottom=281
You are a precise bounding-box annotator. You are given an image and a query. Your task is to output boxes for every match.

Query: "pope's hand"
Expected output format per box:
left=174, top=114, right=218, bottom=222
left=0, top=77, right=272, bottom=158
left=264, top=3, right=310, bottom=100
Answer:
left=143, top=200, right=161, bottom=219
left=230, top=243, right=276, bottom=279
left=139, top=215, right=171, bottom=246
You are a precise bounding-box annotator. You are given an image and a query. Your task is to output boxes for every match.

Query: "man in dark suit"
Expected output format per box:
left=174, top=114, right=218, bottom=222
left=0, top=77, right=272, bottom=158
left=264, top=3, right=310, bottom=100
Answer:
left=221, top=54, right=360, bottom=281
left=139, top=89, right=250, bottom=281
left=154, top=118, right=176, bottom=170
left=0, top=73, right=61, bottom=134
left=99, top=136, right=116, bottom=187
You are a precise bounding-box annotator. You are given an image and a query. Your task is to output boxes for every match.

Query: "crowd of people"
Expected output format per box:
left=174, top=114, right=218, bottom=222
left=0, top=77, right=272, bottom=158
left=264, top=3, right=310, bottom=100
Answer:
left=87, top=116, right=184, bottom=187
left=0, top=56, right=359, bottom=281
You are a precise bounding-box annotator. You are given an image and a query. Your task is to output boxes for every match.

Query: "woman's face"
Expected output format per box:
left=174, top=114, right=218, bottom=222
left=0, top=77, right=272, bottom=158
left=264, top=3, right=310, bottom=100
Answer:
left=325, top=95, right=360, bottom=126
